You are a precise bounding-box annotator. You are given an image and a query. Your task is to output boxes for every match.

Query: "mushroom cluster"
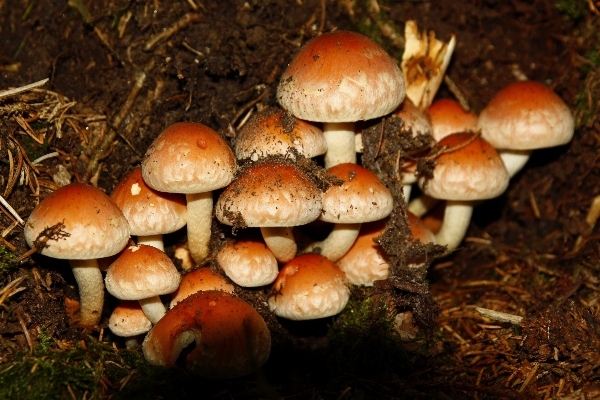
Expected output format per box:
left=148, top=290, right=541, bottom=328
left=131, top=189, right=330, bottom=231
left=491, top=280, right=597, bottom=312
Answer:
left=23, top=26, right=575, bottom=379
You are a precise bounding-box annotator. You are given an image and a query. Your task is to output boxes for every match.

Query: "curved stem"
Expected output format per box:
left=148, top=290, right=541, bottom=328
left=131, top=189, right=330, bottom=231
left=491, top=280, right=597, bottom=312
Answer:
left=323, top=122, right=357, bottom=168
left=435, top=200, right=474, bottom=251
left=408, top=194, right=440, bottom=217
left=69, top=259, right=104, bottom=327
left=186, top=192, right=213, bottom=265
left=303, top=223, right=361, bottom=262
left=260, top=226, right=297, bottom=264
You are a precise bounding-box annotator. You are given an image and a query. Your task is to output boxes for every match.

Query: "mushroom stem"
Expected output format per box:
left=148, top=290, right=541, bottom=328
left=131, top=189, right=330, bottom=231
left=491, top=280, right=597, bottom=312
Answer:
left=69, top=259, right=104, bottom=327
left=137, top=234, right=165, bottom=252
left=139, top=296, right=167, bottom=324
left=498, top=149, right=532, bottom=178
left=303, top=223, right=361, bottom=262
left=260, top=227, right=297, bottom=264
left=186, top=192, right=213, bottom=265
left=434, top=200, right=473, bottom=251
left=323, top=122, right=357, bottom=168
left=408, top=194, right=440, bottom=217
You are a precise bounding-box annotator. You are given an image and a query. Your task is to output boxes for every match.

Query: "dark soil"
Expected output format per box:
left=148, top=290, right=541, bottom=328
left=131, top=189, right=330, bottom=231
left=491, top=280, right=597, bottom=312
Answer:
left=1, top=0, right=599, bottom=398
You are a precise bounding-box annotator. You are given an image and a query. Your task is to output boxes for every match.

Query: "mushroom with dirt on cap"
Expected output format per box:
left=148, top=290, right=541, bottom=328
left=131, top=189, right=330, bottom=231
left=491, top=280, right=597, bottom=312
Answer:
left=24, top=183, right=130, bottom=327
left=215, top=160, right=322, bottom=264
left=108, top=301, right=152, bottom=349
left=142, top=122, right=236, bottom=264
left=217, top=239, right=279, bottom=287
left=277, top=30, right=406, bottom=169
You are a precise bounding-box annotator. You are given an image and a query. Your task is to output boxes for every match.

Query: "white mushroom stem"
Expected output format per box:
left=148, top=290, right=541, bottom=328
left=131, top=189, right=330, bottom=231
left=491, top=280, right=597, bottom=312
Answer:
left=303, top=223, right=361, bottom=262
left=139, top=296, right=167, bottom=324
left=136, top=234, right=165, bottom=252
left=434, top=200, right=474, bottom=251
left=69, top=259, right=104, bottom=327
left=499, top=149, right=532, bottom=178
left=323, top=122, right=357, bottom=169
left=408, top=194, right=440, bottom=218
left=260, top=227, right=297, bottom=264
left=186, top=192, right=213, bottom=265
left=403, top=184, right=413, bottom=201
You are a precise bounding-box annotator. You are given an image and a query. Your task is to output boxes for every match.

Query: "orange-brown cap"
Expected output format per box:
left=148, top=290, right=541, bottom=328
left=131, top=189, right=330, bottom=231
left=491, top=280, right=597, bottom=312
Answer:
left=142, top=122, right=236, bottom=193
left=336, top=218, right=389, bottom=286
left=394, top=97, right=432, bottom=137
left=478, top=81, right=574, bottom=150
left=217, top=240, right=278, bottom=287
left=277, top=31, right=405, bottom=122
left=108, top=301, right=152, bottom=337
left=321, top=163, right=393, bottom=223
left=216, top=161, right=322, bottom=227
left=407, top=211, right=436, bottom=244
left=268, top=254, right=349, bottom=320
left=111, top=167, right=187, bottom=236
left=427, top=98, right=478, bottom=141
left=142, top=291, right=271, bottom=379
left=235, top=108, right=327, bottom=161
left=105, top=244, right=181, bottom=300
left=169, top=268, right=234, bottom=308
left=419, top=132, right=509, bottom=201
left=24, top=183, right=130, bottom=260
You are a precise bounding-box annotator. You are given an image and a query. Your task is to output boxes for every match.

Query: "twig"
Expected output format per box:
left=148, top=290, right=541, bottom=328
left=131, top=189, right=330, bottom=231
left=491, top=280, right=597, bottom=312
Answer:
left=145, top=13, right=202, bottom=51
left=475, top=307, right=523, bottom=325
left=0, top=193, right=25, bottom=225
left=0, top=78, right=49, bottom=99
left=16, top=308, right=33, bottom=352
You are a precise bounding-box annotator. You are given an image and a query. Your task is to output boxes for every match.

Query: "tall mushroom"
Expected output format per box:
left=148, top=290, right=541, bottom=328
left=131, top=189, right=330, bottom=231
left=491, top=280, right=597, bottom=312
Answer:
left=277, top=30, right=406, bottom=168
left=142, top=122, right=236, bottom=264
left=24, top=183, right=130, bottom=326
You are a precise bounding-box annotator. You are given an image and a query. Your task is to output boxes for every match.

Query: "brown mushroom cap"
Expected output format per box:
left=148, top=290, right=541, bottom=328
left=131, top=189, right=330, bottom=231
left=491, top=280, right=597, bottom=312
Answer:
left=142, top=291, right=271, bottom=379
left=419, top=132, right=509, bottom=201
left=477, top=80, right=574, bottom=150
left=336, top=218, right=390, bottom=286
left=108, top=301, right=152, bottom=337
left=268, top=254, right=349, bottom=320
left=169, top=268, right=234, bottom=308
left=427, top=98, right=478, bottom=141
left=234, top=108, right=327, bottom=161
left=111, top=167, right=187, bottom=236
left=216, top=161, right=322, bottom=227
left=142, top=122, right=236, bottom=194
left=24, top=183, right=130, bottom=260
left=217, top=240, right=279, bottom=287
left=105, top=244, right=181, bottom=300
left=321, top=163, right=393, bottom=223
left=277, top=30, right=405, bottom=123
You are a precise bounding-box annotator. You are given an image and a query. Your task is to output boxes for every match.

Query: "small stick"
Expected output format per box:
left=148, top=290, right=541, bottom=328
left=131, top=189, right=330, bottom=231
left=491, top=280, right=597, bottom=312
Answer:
left=475, top=307, right=523, bottom=325
left=145, top=13, right=202, bottom=51
left=16, top=309, right=33, bottom=352
left=0, top=78, right=49, bottom=99
left=0, top=193, right=25, bottom=225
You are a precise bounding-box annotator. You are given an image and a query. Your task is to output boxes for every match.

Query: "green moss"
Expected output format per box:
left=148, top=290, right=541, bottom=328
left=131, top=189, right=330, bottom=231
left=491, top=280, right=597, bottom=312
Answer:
left=19, top=134, right=51, bottom=163
left=0, top=246, right=17, bottom=285
left=555, top=0, right=588, bottom=20
left=327, top=296, right=413, bottom=375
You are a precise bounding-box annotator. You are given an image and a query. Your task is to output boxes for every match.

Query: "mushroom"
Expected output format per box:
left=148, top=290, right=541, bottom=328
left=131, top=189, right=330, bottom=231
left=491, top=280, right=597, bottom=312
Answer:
left=169, top=267, right=234, bottom=308
left=24, top=183, right=130, bottom=327
left=234, top=108, right=327, bottom=161
left=268, top=254, right=349, bottom=320
left=143, top=291, right=271, bottom=379
left=217, top=239, right=279, bottom=287
left=305, top=163, right=393, bottom=262
left=108, top=301, right=152, bottom=349
left=142, top=122, right=236, bottom=264
left=418, top=132, right=509, bottom=251
left=477, top=80, right=575, bottom=177
left=215, top=160, right=322, bottom=263
left=427, top=98, right=478, bottom=141
left=105, top=244, right=181, bottom=324
left=110, top=167, right=187, bottom=251
left=277, top=30, right=406, bottom=168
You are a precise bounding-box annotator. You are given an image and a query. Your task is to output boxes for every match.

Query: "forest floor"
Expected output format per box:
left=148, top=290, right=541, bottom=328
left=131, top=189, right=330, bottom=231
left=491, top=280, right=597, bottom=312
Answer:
left=0, top=0, right=599, bottom=399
